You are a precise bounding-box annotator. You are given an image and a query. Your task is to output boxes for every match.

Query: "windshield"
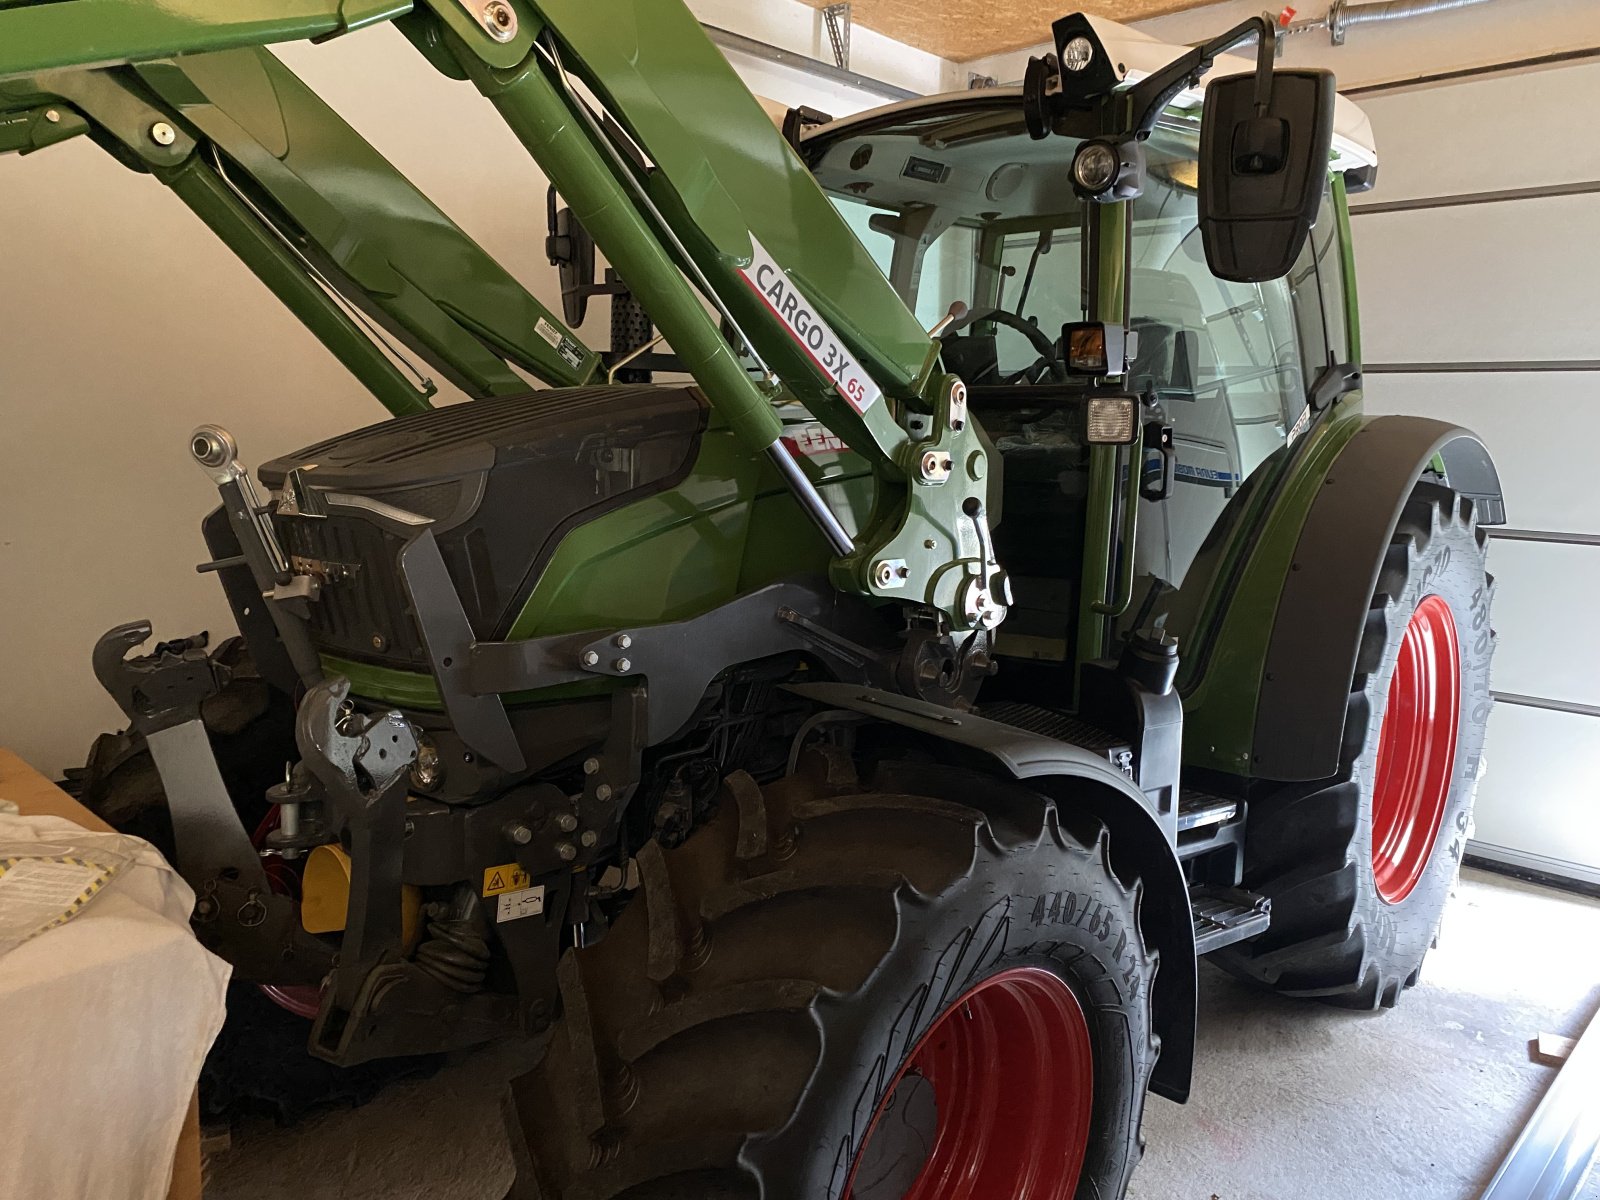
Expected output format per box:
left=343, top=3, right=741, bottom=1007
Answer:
left=815, top=101, right=1350, bottom=649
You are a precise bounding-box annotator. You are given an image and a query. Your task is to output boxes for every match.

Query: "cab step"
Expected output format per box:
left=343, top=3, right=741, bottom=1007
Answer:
left=1191, top=885, right=1271, bottom=955
left=1177, top=788, right=1238, bottom=833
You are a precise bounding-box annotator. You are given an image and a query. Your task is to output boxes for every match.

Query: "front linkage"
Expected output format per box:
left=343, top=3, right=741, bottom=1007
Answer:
left=94, top=421, right=910, bottom=1066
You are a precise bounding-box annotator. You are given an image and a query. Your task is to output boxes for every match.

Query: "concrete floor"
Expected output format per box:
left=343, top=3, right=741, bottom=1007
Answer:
left=207, top=868, right=1600, bottom=1200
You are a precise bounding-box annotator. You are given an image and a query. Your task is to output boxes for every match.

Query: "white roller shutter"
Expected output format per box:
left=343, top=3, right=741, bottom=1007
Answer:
left=1352, top=60, right=1600, bottom=886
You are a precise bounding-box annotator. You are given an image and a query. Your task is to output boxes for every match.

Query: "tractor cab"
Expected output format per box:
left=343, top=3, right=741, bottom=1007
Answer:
left=803, top=38, right=1378, bottom=682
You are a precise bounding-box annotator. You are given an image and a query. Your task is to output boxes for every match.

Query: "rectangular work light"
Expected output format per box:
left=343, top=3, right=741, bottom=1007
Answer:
left=1086, top=396, right=1139, bottom=445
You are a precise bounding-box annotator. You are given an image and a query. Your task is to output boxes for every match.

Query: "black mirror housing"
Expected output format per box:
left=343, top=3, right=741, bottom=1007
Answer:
left=545, top=189, right=596, bottom=328
left=1199, top=68, right=1336, bottom=283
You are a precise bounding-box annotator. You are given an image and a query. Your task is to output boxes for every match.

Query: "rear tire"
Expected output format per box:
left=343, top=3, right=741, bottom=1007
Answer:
left=508, top=751, right=1160, bottom=1199
left=1215, top=482, right=1495, bottom=1008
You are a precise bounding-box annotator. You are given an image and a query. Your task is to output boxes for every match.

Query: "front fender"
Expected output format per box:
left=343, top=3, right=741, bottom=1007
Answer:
left=787, top=681, right=1198, bottom=1103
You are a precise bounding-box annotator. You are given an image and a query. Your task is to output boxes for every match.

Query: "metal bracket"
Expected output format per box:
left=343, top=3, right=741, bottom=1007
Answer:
left=294, top=677, right=418, bottom=822
left=399, top=528, right=527, bottom=773
left=93, top=621, right=227, bottom=736
left=469, top=580, right=879, bottom=746
left=92, top=621, right=329, bottom=981
left=822, top=3, right=851, bottom=70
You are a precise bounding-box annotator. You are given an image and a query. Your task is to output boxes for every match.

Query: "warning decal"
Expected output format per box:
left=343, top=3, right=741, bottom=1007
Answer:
left=536, top=317, right=588, bottom=371
left=497, top=886, right=546, bottom=923
left=483, top=862, right=532, bottom=897
left=739, top=237, right=881, bottom=415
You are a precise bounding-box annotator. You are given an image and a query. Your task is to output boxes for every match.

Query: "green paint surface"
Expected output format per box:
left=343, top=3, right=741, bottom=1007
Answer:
left=341, top=420, right=873, bottom=708
left=1179, top=410, right=1369, bottom=774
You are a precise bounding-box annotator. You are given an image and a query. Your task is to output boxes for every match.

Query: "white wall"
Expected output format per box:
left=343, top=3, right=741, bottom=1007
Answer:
left=0, top=2, right=946, bottom=777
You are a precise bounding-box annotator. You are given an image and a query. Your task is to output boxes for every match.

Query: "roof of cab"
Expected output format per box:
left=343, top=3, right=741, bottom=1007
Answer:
left=800, top=14, right=1377, bottom=175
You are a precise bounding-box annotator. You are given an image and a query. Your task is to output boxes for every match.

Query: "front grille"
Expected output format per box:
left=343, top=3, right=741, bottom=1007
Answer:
left=278, top=515, right=428, bottom=668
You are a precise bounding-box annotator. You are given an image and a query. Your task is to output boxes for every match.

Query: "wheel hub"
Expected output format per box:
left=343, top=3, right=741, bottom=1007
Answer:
left=1371, top=594, right=1462, bottom=905
left=845, top=967, right=1094, bottom=1200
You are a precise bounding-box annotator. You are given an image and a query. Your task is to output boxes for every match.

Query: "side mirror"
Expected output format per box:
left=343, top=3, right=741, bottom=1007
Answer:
left=1198, top=68, right=1335, bottom=283
left=545, top=188, right=596, bottom=327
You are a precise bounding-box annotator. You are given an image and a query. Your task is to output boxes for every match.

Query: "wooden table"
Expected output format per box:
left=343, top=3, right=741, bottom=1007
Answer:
left=0, top=748, right=203, bottom=1200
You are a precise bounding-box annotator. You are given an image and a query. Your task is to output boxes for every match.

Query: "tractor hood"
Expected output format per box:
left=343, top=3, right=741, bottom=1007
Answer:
left=256, top=386, right=706, bottom=669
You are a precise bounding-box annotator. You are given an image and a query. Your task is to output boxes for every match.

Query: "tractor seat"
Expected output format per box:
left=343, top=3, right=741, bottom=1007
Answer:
left=1129, top=268, right=1217, bottom=403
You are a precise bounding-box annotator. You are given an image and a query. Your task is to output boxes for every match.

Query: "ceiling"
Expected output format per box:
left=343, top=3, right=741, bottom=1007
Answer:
left=796, top=0, right=1210, bottom=63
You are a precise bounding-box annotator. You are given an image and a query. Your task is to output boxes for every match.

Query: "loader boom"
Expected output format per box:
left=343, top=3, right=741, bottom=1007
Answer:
left=0, top=0, right=1006, bottom=632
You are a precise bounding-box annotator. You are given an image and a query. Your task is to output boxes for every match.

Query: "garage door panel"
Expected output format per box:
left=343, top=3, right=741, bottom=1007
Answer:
left=1351, top=62, right=1600, bottom=206
left=1362, top=372, right=1599, bottom=537
left=1479, top=540, right=1600, bottom=708
left=1471, top=703, right=1600, bottom=880
left=1354, top=194, right=1600, bottom=364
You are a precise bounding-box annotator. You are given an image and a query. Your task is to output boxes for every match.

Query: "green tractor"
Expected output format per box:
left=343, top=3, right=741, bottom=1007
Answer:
left=4, top=3, right=1499, bottom=1196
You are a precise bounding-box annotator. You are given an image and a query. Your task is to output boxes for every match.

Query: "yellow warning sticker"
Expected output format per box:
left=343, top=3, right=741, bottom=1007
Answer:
left=482, top=863, right=532, bottom=897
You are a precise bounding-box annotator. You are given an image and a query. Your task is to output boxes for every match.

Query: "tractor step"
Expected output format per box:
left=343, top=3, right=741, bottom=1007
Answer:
left=1177, top=788, right=1238, bottom=832
left=1190, top=885, right=1271, bottom=955
left=980, top=700, right=1133, bottom=776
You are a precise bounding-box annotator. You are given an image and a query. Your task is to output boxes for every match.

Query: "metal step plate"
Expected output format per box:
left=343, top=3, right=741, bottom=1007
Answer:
left=981, top=701, right=1133, bottom=775
left=1190, top=885, right=1271, bottom=955
left=1177, top=787, right=1239, bottom=833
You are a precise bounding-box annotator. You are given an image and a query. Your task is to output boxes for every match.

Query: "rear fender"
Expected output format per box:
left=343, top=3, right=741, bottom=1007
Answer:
left=1252, top=415, right=1503, bottom=781
left=788, top=682, right=1197, bottom=1103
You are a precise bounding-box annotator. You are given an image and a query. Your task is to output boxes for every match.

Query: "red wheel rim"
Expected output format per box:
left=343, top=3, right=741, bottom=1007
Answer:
left=1371, top=594, right=1461, bottom=905
left=843, top=967, right=1094, bottom=1200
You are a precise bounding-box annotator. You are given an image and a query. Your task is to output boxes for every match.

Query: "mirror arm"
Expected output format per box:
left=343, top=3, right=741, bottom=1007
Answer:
left=1127, top=15, right=1277, bottom=138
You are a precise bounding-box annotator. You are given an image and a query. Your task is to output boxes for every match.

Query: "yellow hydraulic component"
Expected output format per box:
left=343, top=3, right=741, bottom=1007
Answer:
left=300, top=843, right=423, bottom=951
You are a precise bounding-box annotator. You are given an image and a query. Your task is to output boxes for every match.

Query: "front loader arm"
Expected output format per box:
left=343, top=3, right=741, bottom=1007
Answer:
left=413, top=0, right=1008, bottom=629
left=2, top=9, right=601, bottom=410
left=0, top=0, right=404, bottom=78
left=1, top=0, right=1010, bottom=633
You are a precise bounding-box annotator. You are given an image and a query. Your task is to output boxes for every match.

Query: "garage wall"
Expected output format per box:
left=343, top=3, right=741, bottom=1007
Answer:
left=977, top=0, right=1600, bottom=884
left=0, top=4, right=944, bottom=777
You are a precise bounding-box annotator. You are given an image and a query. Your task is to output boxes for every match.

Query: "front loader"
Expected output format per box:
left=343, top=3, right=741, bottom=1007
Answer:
left=3, top=3, right=1502, bottom=1196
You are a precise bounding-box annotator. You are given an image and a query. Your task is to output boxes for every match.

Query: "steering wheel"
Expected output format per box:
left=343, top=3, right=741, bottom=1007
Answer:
left=946, top=305, right=1066, bottom=383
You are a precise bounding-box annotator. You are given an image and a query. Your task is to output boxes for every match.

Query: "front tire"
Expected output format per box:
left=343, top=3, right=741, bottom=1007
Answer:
left=1216, top=482, right=1495, bottom=1007
left=509, top=751, right=1160, bottom=1199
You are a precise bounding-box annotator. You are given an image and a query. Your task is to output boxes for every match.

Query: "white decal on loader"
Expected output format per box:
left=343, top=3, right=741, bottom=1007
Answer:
left=740, top=237, right=881, bottom=414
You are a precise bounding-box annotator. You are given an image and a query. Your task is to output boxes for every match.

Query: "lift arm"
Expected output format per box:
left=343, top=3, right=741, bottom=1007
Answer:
left=0, top=0, right=1008, bottom=633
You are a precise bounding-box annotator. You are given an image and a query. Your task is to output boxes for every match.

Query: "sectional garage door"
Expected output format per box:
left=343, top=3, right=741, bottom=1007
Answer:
left=1351, top=59, right=1600, bottom=886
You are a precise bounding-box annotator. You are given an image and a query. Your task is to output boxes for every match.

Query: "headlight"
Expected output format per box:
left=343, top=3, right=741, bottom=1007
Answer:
left=1072, top=141, right=1120, bottom=194
left=1062, top=36, right=1095, bottom=72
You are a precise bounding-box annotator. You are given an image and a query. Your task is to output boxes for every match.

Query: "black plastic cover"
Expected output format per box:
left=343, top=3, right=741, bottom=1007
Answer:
left=260, top=387, right=706, bottom=668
